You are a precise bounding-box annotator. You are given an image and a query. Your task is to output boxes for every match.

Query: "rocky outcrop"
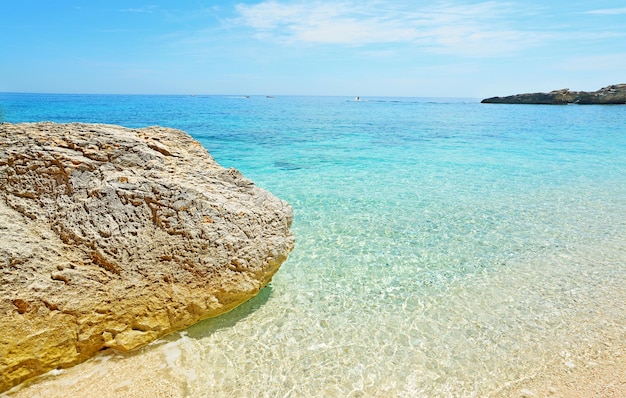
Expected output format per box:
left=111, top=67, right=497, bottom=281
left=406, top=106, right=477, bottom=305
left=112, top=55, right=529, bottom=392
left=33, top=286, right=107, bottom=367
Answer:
left=481, top=84, right=626, bottom=104
left=0, top=122, right=295, bottom=392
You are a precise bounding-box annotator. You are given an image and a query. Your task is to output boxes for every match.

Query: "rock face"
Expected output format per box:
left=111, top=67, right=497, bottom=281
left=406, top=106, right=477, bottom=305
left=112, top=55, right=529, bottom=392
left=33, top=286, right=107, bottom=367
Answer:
left=481, top=84, right=626, bottom=104
left=0, top=122, right=295, bottom=392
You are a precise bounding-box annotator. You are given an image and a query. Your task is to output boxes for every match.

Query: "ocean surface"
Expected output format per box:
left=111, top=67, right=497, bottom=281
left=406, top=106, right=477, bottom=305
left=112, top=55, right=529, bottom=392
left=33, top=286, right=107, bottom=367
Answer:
left=1, top=93, right=625, bottom=397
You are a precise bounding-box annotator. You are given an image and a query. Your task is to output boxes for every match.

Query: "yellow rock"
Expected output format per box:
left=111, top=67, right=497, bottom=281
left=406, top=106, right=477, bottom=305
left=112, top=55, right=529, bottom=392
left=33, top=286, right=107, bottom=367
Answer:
left=0, top=122, right=294, bottom=392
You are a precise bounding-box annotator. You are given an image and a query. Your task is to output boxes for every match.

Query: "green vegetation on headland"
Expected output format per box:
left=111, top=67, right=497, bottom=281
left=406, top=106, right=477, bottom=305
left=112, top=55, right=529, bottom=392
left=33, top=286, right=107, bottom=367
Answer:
left=482, top=84, right=626, bottom=104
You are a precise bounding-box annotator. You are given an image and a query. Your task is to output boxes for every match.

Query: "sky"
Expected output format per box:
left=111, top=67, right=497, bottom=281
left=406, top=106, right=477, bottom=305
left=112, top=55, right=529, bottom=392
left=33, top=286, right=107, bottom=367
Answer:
left=1, top=0, right=625, bottom=97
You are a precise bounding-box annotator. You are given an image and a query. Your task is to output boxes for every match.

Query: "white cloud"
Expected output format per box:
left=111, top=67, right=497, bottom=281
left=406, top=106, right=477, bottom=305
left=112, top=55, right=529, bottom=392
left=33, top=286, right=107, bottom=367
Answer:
left=585, top=7, right=626, bottom=15
left=233, top=1, right=541, bottom=56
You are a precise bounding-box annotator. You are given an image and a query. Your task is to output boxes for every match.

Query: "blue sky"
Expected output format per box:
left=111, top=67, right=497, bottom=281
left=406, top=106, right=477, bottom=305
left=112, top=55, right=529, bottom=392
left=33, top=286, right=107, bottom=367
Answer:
left=1, top=0, right=625, bottom=97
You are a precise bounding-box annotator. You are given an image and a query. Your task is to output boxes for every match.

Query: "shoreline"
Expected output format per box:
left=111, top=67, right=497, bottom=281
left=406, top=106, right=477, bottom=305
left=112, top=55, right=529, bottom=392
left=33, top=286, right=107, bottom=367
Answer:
left=3, top=340, right=624, bottom=397
left=500, top=354, right=626, bottom=398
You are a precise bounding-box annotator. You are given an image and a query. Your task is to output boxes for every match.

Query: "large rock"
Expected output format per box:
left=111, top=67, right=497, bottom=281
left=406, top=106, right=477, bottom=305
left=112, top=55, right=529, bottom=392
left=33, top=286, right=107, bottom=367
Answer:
left=481, top=83, right=626, bottom=104
left=0, top=122, right=295, bottom=392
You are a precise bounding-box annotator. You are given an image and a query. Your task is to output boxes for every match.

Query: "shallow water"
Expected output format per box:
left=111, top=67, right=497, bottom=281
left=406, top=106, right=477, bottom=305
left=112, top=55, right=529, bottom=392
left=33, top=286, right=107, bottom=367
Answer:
left=1, top=94, right=625, bottom=396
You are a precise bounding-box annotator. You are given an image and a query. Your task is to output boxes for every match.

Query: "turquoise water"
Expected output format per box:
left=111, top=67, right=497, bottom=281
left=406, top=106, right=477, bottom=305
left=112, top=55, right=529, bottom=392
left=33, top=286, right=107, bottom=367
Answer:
left=1, top=93, right=625, bottom=397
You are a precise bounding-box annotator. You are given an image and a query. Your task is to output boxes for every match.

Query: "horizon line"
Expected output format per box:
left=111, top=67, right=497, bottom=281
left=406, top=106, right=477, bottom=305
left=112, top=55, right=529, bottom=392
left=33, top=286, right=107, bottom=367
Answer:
left=0, top=91, right=483, bottom=99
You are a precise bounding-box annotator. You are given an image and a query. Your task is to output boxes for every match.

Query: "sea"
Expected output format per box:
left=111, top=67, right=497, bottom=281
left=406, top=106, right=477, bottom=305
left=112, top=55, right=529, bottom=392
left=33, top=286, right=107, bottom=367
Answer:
left=1, top=93, right=625, bottom=397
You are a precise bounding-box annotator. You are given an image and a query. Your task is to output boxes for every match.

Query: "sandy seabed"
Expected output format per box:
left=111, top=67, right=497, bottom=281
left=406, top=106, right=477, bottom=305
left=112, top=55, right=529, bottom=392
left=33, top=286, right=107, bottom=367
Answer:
left=3, top=337, right=624, bottom=398
left=498, top=351, right=626, bottom=398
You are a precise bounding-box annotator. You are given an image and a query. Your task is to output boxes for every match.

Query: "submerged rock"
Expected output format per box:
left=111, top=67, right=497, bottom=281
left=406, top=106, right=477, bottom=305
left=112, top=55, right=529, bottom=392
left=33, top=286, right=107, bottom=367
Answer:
left=481, top=84, right=626, bottom=104
left=0, top=122, right=295, bottom=392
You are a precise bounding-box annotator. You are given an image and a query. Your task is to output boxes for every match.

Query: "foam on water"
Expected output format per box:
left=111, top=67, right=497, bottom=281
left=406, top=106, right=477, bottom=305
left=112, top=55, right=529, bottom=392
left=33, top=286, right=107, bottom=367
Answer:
left=1, top=94, right=625, bottom=396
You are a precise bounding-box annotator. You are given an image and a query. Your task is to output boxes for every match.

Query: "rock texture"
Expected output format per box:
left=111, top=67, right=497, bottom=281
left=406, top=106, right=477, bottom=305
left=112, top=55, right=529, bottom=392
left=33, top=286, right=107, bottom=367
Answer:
left=0, top=122, right=295, bottom=392
left=481, top=84, right=626, bottom=104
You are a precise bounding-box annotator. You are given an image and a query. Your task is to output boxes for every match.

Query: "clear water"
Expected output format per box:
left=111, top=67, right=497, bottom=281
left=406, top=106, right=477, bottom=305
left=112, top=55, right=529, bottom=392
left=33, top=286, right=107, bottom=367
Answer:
left=1, top=94, right=625, bottom=397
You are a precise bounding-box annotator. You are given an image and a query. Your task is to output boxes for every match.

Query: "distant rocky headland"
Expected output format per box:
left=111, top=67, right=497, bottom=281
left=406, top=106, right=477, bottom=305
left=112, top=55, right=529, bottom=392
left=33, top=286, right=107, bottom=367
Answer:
left=481, top=84, right=626, bottom=104
left=0, top=122, right=295, bottom=392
